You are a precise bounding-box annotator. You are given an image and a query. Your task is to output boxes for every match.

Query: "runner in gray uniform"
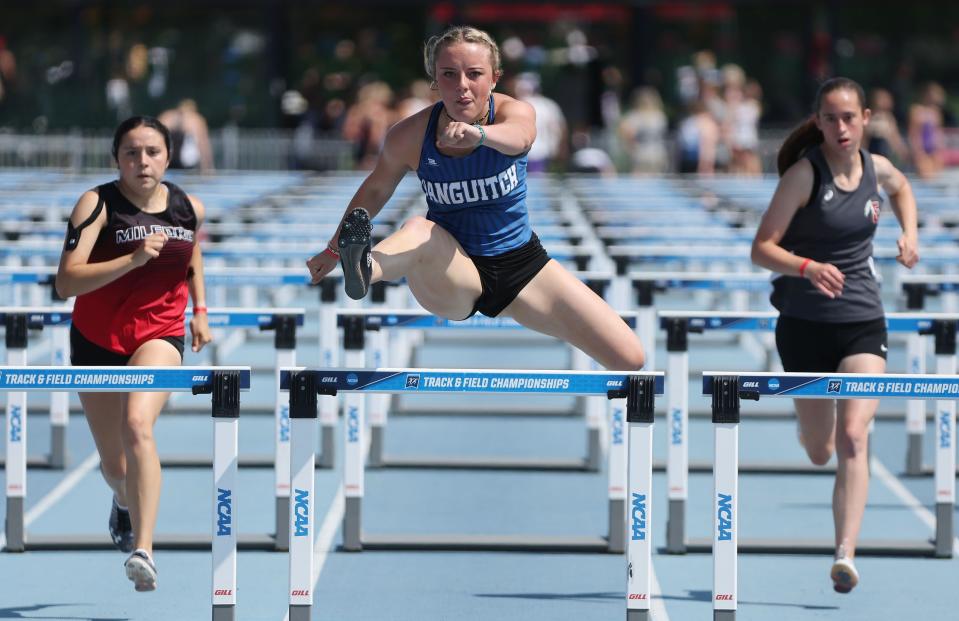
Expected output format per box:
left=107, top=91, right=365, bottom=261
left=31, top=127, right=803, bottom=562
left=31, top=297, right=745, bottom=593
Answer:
left=751, top=77, right=919, bottom=593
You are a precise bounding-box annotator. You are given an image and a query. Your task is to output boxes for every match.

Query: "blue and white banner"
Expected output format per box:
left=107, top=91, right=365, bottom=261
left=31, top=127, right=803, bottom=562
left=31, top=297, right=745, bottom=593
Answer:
left=0, top=308, right=72, bottom=326
left=187, top=309, right=305, bottom=328
left=339, top=311, right=638, bottom=330
left=703, top=372, right=959, bottom=399
left=660, top=315, right=776, bottom=332
left=0, top=366, right=251, bottom=391
left=281, top=368, right=664, bottom=396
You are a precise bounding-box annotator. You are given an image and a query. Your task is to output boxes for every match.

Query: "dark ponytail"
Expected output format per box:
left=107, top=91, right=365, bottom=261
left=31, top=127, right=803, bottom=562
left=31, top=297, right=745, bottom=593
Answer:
left=775, top=76, right=866, bottom=177
left=777, top=117, right=823, bottom=176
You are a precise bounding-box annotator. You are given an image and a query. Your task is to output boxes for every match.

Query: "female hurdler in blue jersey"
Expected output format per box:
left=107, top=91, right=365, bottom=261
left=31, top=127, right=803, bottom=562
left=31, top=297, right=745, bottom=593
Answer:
left=307, top=25, right=644, bottom=371
left=752, top=77, right=919, bottom=593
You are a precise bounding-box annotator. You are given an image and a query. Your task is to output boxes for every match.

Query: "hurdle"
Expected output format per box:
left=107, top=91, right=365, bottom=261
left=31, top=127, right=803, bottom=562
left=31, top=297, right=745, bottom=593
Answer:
left=0, top=366, right=273, bottom=559
left=697, top=372, right=955, bottom=607
left=281, top=368, right=661, bottom=557
left=333, top=302, right=626, bottom=473
left=901, top=274, right=959, bottom=475
left=1, top=307, right=71, bottom=469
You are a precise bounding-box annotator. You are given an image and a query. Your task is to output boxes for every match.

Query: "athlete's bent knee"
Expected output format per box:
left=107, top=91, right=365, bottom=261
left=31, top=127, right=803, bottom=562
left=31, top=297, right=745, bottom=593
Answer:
left=835, top=427, right=868, bottom=460
left=806, top=445, right=834, bottom=466
left=606, top=346, right=646, bottom=372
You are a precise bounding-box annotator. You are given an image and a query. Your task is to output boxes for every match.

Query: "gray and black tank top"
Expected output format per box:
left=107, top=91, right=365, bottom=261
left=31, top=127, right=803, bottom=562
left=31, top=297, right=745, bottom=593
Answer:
left=770, top=146, right=884, bottom=322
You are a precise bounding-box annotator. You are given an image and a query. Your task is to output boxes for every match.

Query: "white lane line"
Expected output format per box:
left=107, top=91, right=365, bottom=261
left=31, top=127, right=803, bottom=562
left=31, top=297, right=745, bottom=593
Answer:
left=281, top=484, right=345, bottom=621
left=651, top=561, right=671, bottom=621
left=0, top=450, right=99, bottom=550
left=871, top=456, right=959, bottom=556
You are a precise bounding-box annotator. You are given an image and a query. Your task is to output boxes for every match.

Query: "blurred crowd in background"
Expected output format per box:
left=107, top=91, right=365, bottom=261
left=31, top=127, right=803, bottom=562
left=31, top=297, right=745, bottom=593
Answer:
left=1, top=1, right=958, bottom=176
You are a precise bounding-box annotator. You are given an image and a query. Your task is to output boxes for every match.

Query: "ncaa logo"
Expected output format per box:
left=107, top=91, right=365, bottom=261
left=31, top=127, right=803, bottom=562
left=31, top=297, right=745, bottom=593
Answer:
left=346, top=373, right=358, bottom=386
left=405, top=374, right=420, bottom=389
left=828, top=379, right=842, bottom=393
left=767, top=378, right=780, bottom=390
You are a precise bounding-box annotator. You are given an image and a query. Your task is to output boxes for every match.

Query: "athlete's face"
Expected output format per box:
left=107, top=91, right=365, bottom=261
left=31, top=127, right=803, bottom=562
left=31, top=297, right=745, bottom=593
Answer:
left=434, top=42, right=498, bottom=122
left=116, top=126, right=169, bottom=193
left=815, top=88, right=871, bottom=155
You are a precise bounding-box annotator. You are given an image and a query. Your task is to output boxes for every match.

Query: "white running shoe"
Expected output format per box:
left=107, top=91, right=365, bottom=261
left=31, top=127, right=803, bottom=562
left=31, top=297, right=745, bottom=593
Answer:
left=124, top=548, right=158, bottom=592
left=830, top=553, right=859, bottom=593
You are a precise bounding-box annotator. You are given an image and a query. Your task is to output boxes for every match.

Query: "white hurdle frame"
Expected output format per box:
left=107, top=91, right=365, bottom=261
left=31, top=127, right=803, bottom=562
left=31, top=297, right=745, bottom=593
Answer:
left=702, top=371, right=958, bottom=621
left=0, top=367, right=250, bottom=621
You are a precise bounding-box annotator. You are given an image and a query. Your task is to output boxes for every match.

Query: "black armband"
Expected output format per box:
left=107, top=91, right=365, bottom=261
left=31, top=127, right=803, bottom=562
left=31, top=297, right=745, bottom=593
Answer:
left=63, top=195, right=105, bottom=251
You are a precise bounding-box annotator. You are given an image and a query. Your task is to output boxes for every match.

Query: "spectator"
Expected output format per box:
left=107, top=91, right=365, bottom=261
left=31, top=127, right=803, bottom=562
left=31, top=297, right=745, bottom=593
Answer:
left=158, top=99, right=215, bottom=172
left=513, top=72, right=567, bottom=173
left=618, top=86, right=668, bottom=174
left=866, top=88, right=909, bottom=166
left=676, top=100, right=720, bottom=174
left=908, top=81, right=946, bottom=179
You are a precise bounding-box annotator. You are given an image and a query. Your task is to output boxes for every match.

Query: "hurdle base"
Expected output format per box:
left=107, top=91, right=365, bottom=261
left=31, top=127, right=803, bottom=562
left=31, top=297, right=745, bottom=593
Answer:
left=585, top=427, right=601, bottom=472
left=935, top=503, right=953, bottom=558
left=666, top=499, right=685, bottom=554
left=318, top=424, right=335, bottom=469
left=373, top=454, right=592, bottom=471
left=714, top=610, right=736, bottom=621
left=627, top=609, right=650, bottom=621
left=653, top=459, right=837, bottom=475
left=608, top=498, right=626, bottom=553
left=5, top=497, right=24, bottom=552
left=213, top=604, right=235, bottom=621
left=276, top=496, right=290, bottom=552
left=682, top=537, right=938, bottom=557
left=289, top=605, right=311, bottom=621
left=359, top=533, right=613, bottom=553
left=343, top=497, right=362, bottom=551
left=368, top=426, right=385, bottom=467
left=905, top=433, right=923, bottom=476
left=20, top=532, right=277, bottom=551
left=50, top=424, right=68, bottom=469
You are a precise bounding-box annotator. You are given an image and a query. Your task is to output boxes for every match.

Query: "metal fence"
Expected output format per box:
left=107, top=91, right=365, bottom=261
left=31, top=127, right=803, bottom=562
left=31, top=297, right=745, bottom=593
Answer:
left=0, top=127, right=355, bottom=171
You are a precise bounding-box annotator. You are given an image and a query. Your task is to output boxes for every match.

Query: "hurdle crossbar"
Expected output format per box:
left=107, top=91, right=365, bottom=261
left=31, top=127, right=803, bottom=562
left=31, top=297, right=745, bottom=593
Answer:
left=698, top=372, right=957, bottom=620
left=334, top=308, right=628, bottom=473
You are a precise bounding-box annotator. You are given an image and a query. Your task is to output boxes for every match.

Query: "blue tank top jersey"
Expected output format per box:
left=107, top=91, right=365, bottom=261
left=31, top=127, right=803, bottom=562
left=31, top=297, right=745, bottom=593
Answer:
left=416, top=99, right=531, bottom=256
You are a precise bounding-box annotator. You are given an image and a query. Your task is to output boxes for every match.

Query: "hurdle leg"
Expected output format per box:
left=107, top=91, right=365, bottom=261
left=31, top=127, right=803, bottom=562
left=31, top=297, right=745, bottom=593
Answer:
left=905, top=333, right=926, bottom=475
left=367, top=329, right=388, bottom=467
left=934, top=358, right=956, bottom=557
left=607, top=400, right=627, bottom=553
left=625, top=390, right=654, bottom=620
left=289, top=373, right=318, bottom=620
left=712, top=377, right=739, bottom=621
left=48, top=324, right=70, bottom=469
left=211, top=377, right=240, bottom=621
left=274, top=348, right=296, bottom=551
left=317, top=287, right=338, bottom=469
left=342, top=389, right=365, bottom=551
left=5, top=323, right=28, bottom=552
left=665, top=330, right=689, bottom=554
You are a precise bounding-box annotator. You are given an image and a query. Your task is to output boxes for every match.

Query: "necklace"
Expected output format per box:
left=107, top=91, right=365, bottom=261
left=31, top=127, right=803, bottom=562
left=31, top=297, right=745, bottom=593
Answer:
left=442, top=99, right=489, bottom=126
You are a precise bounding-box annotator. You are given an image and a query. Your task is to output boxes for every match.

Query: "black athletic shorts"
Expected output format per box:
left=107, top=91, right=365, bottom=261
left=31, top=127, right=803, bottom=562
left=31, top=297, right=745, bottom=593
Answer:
left=775, top=315, right=887, bottom=372
left=70, top=324, right=184, bottom=366
left=467, top=232, right=551, bottom=318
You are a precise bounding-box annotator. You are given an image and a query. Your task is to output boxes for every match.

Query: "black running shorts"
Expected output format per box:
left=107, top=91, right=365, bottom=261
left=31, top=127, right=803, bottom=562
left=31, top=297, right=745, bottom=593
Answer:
left=70, top=324, right=184, bottom=366
left=775, top=315, right=887, bottom=372
left=467, top=232, right=551, bottom=318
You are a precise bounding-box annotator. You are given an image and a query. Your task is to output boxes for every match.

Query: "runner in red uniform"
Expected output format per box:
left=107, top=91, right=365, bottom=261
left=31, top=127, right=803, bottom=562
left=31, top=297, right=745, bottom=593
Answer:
left=55, top=116, right=213, bottom=592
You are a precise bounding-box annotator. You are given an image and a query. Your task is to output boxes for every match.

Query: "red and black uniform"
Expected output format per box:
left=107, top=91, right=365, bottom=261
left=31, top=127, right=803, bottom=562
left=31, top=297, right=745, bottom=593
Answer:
left=72, top=181, right=197, bottom=360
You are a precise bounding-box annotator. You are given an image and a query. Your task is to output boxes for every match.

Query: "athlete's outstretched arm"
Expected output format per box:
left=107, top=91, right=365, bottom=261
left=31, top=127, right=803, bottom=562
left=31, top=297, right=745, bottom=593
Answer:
left=437, top=95, right=536, bottom=156
left=872, top=154, right=919, bottom=268
left=751, top=159, right=845, bottom=299
left=186, top=195, right=212, bottom=352
left=55, top=191, right=168, bottom=299
left=307, top=117, right=416, bottom=284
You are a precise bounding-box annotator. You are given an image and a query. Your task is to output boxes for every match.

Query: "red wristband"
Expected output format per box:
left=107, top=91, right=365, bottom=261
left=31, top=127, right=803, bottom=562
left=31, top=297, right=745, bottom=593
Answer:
left=193, top=306, right=208, bottom=314
left=798, top=258, right=811, bottom=278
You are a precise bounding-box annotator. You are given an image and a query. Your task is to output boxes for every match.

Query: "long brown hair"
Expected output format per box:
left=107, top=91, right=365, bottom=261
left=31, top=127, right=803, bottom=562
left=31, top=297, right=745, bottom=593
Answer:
left=776, top=77, right=866, bottom=176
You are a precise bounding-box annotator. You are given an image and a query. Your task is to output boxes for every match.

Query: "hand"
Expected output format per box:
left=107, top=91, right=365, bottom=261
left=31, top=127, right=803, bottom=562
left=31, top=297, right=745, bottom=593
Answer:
left=189, top=313, right=213, bottom=353
left=437, top=121, right=483, bottom=149
left=306, top=243, right=340, bottom=285
left=896, top=233, right=919, bottom=268
left=131, top=232, right=168, bottom=267
left=805, top=260, right=845, bottom=299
